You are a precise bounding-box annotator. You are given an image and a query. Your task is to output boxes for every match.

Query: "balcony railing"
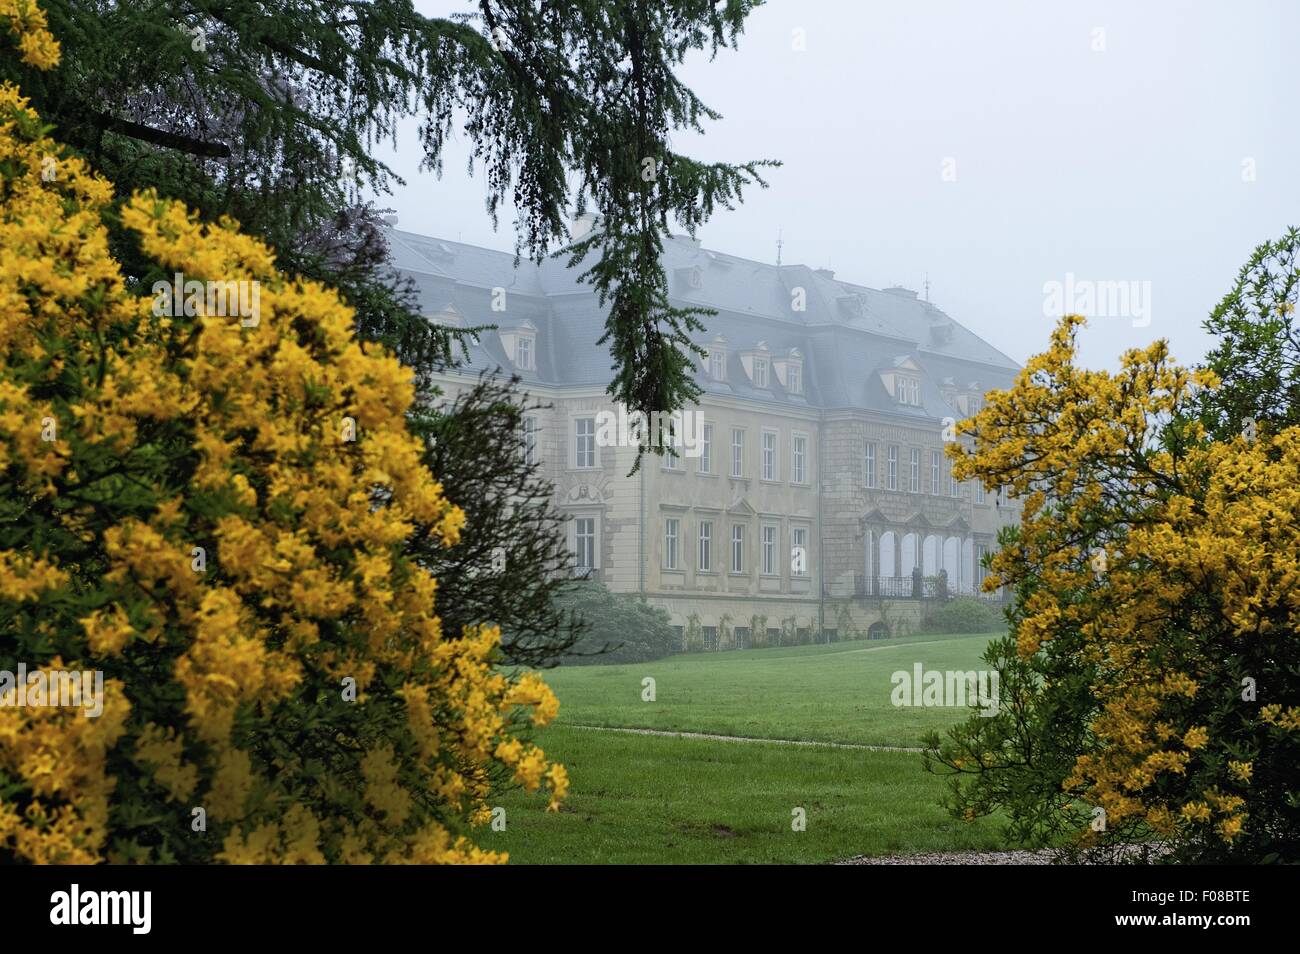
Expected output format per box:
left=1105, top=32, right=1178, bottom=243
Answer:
left=850, top=573, right=1007, bottom=600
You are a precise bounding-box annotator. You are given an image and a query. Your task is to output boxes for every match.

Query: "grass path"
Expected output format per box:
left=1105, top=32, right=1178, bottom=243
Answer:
left=566, top=722, right=924, bottom=752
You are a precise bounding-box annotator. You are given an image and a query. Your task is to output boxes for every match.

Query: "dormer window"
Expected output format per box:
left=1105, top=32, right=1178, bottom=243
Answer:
left=707, top=338, right=728, bottom=382
left=709, top=350, right=726, bottom=380
left=500, top=320, right=537, bottom=372
left=753, top=357, right=769, bottom=388
left=515, top=333, right=534, bottom=371
left=787, top=362, right=803, bottom=395
left=773, top=349, right=804, bottom=395
left=896, top=376, right=920, bottom=406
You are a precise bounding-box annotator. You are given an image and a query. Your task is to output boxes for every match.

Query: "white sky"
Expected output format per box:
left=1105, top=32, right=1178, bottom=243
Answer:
left=375, top=0, right=1300, bottom=370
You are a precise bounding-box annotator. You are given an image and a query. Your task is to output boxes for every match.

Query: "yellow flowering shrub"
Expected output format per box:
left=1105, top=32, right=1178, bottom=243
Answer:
left=933, top=314, right=1299, bottom=862
left=0, top=14, right=564, bottom=863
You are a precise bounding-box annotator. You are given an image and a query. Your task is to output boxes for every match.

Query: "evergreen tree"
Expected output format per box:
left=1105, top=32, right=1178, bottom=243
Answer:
left=5, top=0, right=775, bottom=415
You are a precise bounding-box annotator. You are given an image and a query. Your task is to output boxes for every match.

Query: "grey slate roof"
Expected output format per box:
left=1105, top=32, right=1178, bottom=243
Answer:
left=386, top=227, right=1020, bottom=420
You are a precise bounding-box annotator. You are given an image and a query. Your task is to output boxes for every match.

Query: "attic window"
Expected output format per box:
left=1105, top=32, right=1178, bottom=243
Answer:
left=897, top=376, right=920, bottom=406
left=787, top=362, right=803, bottom=395
left=515, top=332, right=534, bottom=371
left=753, top=357, right=769, bottom=388
left=709, top=348, right=726, bottom=381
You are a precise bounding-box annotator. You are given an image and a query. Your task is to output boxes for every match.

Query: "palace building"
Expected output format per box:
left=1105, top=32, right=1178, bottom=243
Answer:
left=386, top=221, right=1022, bottom=644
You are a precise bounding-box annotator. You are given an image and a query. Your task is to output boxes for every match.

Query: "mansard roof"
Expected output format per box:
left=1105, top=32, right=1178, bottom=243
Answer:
left=386, top=227, right=1020, bottom=422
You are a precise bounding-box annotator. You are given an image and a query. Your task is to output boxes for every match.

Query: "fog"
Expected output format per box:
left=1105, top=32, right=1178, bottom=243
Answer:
left=374, top=0, right=1299, bottom=371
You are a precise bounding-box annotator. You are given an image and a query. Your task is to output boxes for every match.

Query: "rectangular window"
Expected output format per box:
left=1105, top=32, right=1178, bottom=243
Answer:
left=731, top=428, right=744, bottom=477
left=931, top=450, right=941, bottom=494
left=791, top=527, right=809, bottom=576
left=710, top=350, right=726, bottom=380
left=910, top=378, right=920, bottom=406
left=574, top=517, right=595, bottom=571
left=699, top=423, right=712, bottom=474
left=865, top=442, right=877, bottom=488
left=887, top=445, right=899, bottom=491
left=792, top=434, right=808, bottom=484
left=521, top=416, right=539, bottom=466
left=949, top=462, right=959, bottom=497
left=909, top=448, right=920, bottom=493
left=753, top=358, right=768, bottom=388
left=574, top=417, right=596, bottom=468
left=761, top=525, right=777, bottom=575
left=788, top=364, right=802, bottom=395
left=664, top=518, right=679, bottom=570
left=975, top=479, right=985, bottom=503
left=516, top=335, right=533, bottom=370
left=731, top=525, right=745, bottom=573
left=702, top=626, right=719, bottom=652
left=663, top=444, right=680, bottom=470
left=761, top=431, right=777, bottom=481
left=698, top=520, right=713, bottom=572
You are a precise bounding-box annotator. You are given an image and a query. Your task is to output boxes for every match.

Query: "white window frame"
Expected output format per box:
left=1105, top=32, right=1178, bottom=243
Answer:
left=699, top=422, right=713, bottom=474
left=787, top=363, right=803, bottom=395
left=731, top=524, right=745, bottom=574
left=574, top=416, right=597, bottom=469
left=698, top=520, right=713, bottom=572
left=710, top=350, right=726, bottom=381
left=909, top=448, right=920, bottom=493
left=931, top=450, right=941, bottom=495
left=761, top=430, right=777, bottom=481
left=515, top=334, right=534, bottom=371
left=791, top=527, right=809, bottom=577
left=865, top=442, right=877, bottom=488
left=731, top=428, right=745, bottom=478
left=792, top=433, right=808, bottom=484
left=573, top=516, right=596, bottom=571
left=753, top=357, right=769, bottom=388
left=887, top=445, right=899, bottom=491
left=664, top=518, right=679, bottom=570
left=761, top=524, right=778, bottom=576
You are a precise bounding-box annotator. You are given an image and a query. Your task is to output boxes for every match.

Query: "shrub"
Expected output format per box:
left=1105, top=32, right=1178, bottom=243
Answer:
left=557, top=582, right=677, bottom=664
left=927, top=306, right=1300, bottom=863
left=0, top=56, right=563, bottom=863
left=920, top=598, right=1006, bottom=635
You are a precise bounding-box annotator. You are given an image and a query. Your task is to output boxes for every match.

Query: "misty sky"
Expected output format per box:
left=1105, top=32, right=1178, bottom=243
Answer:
left=374, top=0, right=1299, bottom=371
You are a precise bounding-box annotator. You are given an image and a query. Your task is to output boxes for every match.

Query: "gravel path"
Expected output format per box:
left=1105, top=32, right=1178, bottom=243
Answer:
left=566, top=723, right=924, bottom=753
left=840, top=849, right=1054, bottom=865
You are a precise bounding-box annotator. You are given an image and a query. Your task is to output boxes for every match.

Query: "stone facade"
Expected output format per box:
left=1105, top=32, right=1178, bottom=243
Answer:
left=391, top=226, right=1023, bottom=643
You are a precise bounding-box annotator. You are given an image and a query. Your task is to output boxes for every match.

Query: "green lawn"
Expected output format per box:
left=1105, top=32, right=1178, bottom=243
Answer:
left=489, top=633, right=1011, bottom=864
left=491, top=724, right=1006, bottom=864
left=539, top=631, right=996, bottom=747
